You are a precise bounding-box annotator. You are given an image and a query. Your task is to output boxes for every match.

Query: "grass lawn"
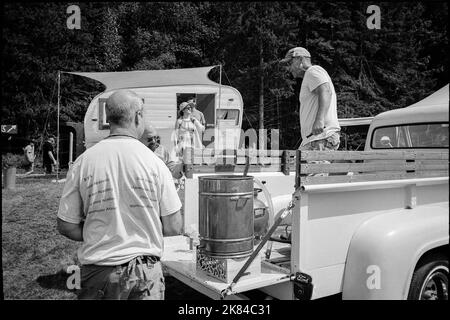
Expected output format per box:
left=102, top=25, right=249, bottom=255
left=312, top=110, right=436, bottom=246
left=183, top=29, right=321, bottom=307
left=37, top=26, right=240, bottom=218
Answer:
left=2, top=175, right=208, bottom=300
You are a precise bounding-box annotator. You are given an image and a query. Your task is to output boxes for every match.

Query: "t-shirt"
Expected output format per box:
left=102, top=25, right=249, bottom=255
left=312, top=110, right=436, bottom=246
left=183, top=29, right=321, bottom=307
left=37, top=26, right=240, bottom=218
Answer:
left=57, top=137, right=182, bottom=266
left=43, top=141, right=54, bottom=164
left=299, top=65, right=340, bottom=146
left=24, top=144, right=35, bottom=163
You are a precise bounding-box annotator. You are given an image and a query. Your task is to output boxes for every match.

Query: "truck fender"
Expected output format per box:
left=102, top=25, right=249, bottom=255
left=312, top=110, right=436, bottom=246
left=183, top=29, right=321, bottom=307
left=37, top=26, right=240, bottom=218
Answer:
left=342, top=206, right=448, bottom=300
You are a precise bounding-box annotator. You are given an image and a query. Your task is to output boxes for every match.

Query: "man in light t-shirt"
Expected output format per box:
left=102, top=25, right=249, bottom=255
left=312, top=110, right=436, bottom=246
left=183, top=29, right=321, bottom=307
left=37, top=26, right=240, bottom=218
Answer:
left=281, top=47, right=340, bottom=151
left=57, top=89, right=182, bottom=300
left=23, top=140, right=36, bottom=174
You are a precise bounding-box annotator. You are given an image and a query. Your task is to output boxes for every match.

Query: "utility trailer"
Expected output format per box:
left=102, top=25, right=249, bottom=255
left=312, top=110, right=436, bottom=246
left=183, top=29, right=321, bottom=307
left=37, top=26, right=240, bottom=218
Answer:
left=162, top=148, right=448, bottom=300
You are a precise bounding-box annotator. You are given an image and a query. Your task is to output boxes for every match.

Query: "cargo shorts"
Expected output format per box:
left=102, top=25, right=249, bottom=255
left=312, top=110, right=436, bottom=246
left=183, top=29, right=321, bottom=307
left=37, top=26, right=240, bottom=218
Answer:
left=299, top=132, right=341, bottom=152
left=77, top=255, right=165, bottom=300
left=299, top=132, right=341, bottom=177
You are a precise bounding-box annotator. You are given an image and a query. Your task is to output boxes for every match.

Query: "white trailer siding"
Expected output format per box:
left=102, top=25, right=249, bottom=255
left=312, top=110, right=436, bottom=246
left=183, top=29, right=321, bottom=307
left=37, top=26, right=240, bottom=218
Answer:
left=83, top=85, right=243, bottom=150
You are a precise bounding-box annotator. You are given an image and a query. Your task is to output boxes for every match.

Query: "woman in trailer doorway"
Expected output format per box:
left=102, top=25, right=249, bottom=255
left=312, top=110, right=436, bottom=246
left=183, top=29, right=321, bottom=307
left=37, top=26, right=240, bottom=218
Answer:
left=173, top=101, right=205, bottom=159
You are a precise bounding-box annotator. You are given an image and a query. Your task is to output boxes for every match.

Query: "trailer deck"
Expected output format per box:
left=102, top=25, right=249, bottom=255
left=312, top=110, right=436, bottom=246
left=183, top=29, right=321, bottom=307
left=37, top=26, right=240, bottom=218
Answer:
left=162, top=235, right=292, bottom=300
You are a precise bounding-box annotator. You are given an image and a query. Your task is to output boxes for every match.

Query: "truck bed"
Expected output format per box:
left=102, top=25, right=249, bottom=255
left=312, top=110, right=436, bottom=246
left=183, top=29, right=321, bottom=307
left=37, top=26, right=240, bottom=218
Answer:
left=164, top=149, right=448, bottom=300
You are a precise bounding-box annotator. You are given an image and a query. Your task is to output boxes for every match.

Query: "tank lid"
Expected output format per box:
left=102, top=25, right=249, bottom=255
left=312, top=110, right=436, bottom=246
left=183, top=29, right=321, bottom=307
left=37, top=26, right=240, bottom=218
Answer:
left=198, top=175, right=253, bottom=180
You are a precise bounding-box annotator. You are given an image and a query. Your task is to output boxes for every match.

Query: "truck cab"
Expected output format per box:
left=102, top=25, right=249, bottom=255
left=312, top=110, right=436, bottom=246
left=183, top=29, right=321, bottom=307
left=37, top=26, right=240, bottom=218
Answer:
left=366, top=85, right=448, bottom=151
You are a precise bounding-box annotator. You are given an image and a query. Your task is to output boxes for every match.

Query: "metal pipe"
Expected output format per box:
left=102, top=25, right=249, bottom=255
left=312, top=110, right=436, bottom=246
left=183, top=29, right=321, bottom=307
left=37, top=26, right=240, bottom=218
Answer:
left=56, top=71, right=61, bottom=180
left=301, top=177, right=447, bottom=193
left=218, top=64, right=222, bottom=110
left=69, top=132, right=73, bottom=167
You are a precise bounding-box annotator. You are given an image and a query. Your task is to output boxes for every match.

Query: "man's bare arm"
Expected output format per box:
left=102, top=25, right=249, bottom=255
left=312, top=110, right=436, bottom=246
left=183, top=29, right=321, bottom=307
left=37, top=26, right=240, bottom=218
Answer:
left=161, top=210, right=183, bottom=236
left=57, top=218, right=84, bottom=241
left=48, top=151, right=57, bottom=164
left=311, top=82, right=332, bottom=135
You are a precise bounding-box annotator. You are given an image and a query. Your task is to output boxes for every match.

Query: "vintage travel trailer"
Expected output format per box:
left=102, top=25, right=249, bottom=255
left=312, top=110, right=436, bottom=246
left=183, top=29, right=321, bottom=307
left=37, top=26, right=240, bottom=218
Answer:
left=66, top=66, right=244, bottom=152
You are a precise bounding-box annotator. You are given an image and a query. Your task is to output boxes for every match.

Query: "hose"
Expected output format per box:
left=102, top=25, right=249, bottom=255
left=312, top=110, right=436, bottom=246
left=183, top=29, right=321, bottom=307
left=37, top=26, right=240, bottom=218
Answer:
left=253, top=177, right=275, bottom=227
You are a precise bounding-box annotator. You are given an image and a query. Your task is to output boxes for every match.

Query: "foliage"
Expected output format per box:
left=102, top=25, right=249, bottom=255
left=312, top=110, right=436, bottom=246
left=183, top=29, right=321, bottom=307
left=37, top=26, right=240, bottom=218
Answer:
left=2, top=2, right=448, bottom=149
left=2, top=153, right=24, bottom=169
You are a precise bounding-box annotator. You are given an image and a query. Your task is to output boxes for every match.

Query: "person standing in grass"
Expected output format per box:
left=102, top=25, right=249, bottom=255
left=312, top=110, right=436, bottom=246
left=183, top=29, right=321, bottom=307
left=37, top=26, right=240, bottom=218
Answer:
left=43, top=136, right=57, bottom=174
left=57, top=89, right=182, bottom=300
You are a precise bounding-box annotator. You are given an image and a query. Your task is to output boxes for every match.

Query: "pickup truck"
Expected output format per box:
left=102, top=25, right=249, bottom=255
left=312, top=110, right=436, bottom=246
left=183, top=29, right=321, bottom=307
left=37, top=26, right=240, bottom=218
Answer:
left=162, top=85, right=448, bottom=300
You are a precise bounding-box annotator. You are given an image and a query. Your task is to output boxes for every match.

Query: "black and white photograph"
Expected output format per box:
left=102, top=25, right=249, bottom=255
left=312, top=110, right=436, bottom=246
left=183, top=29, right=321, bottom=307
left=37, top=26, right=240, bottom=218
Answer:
left=1, top=1, right=448, bottom=308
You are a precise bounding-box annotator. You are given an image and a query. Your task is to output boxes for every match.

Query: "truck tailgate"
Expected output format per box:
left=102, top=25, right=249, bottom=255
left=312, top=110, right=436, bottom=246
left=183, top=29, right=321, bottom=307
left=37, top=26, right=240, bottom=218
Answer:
left=162, top=235, right=291, bottom=300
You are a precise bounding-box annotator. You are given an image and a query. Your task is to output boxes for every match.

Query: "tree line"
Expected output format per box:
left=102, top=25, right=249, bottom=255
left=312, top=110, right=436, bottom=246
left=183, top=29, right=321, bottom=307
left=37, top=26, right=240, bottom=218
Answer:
left=2, top=1, right=448, bottom=149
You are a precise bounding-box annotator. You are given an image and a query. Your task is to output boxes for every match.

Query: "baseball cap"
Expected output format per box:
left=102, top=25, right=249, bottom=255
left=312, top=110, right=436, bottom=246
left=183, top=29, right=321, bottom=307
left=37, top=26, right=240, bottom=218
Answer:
left=280, top=47, right=311, bottom=63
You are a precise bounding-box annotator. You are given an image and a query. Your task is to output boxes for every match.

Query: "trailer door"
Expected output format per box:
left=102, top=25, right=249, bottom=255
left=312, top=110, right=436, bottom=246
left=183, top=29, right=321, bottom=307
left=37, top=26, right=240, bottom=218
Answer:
left=196, top=94, right=215, bottom=147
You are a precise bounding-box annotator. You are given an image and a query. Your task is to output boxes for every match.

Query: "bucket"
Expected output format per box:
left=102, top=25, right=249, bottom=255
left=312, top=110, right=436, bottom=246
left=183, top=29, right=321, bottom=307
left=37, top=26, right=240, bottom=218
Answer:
left=198, top=175, right=254, bottom=258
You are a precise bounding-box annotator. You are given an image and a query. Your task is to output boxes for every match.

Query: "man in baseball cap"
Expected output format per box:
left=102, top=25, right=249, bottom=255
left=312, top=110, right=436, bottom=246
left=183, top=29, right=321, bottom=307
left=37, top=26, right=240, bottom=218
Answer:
left=280, top=46, right=340, bottom=151
left=280, top=46, right=311, bottom=62
left=280, top=47, right=311, bottom=79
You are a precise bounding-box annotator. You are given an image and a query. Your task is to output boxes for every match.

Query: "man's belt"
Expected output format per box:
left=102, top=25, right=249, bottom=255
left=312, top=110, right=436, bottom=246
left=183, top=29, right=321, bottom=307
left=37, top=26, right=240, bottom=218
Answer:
left=120, top=255, right=160, bottom=268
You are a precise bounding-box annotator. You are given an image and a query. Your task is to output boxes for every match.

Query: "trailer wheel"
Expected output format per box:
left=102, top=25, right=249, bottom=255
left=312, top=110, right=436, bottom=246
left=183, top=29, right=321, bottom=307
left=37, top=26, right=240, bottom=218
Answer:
left=408, top=255, right=448, bottom=300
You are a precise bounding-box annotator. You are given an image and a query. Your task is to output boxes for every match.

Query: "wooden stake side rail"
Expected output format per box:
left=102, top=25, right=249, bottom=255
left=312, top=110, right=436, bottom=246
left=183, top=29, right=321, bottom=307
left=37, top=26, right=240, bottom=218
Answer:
left=182, top=149, right=449, bottom=185
left=191, top=164, right=285, bottom=174
left=183, top=149, right=297, bottom=177
left=300, top=171, right=448, bottom=185
left=299, top=150, right=449, bottom=161
left=300, top=161, right=449, bottom=174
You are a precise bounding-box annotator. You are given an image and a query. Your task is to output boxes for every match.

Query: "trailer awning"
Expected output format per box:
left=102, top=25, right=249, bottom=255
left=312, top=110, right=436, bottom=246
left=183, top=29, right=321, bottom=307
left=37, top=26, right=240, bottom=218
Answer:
left=371, top=84, right=449, bottom=126
left=339, top=117, right=374, bottom=127
left=63, top=66, right=219, bottom=91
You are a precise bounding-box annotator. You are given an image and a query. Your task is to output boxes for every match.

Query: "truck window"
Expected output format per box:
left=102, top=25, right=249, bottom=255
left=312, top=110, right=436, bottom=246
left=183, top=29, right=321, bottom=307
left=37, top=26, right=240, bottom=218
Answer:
left=372, top=123, right=449, bottom=149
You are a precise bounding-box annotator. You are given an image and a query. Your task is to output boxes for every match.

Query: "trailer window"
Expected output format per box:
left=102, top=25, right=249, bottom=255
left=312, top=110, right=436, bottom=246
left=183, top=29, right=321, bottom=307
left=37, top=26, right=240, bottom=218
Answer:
left=372, top=123, right=449, bottom=149
left=216, top=109, right=239, bottom=126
